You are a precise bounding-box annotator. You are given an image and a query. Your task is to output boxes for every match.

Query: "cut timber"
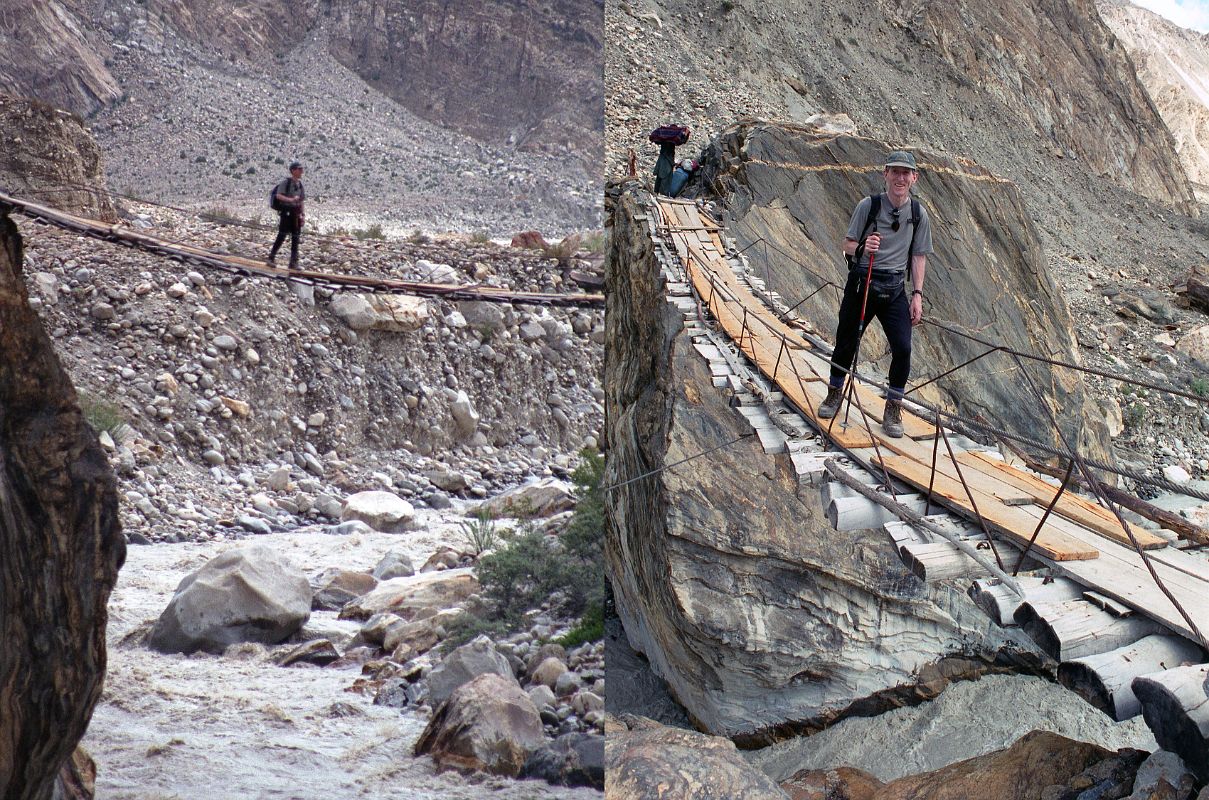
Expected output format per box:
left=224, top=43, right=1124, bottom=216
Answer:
left=969, top=576, right=1083, bottom=626
left=900, top=539, right=1003, bottom=582
left=1132, top=664, right=1209, bottom=781
left=828, top=493, right=930, bottom=531
left=960, top=452, right=1167, bottom=550
left=797, top=348, right=935, bottom=439
left=1015, top=599, right=1161, bottom=661
left=1058, top=635, right=1204, bottom=721
left=877, top=454, right=1099, bottom=561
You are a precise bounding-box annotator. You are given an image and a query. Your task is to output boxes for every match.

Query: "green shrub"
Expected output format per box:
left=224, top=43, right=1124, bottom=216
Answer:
left=459, top=509, right=498, bottom=556
left=1125, top=402, right=1146, bottom=429
left=470, top=230, right=492, bottom=244
left=466, top=448, right=606, bottom=637
left=556, top=600, right=604, bottom=648
left=581, top=230, right=607, bottom=254
left=1192, top=377, right=1208, bottom=398
left=79, top=393, right=128, bottom=439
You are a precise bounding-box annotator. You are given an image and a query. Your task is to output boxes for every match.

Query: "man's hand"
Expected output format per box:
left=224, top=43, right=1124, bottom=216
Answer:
left=910, top=293, right=923, bottom=325
left=865, top=233, right=881, bottom=254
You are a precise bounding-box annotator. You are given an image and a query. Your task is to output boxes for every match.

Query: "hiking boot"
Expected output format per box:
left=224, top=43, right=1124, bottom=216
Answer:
left=882, top=399, right=904, bottom=438
left=818, top=385, right=844, bottom=419
left=266, top=254, right=277, bottom=265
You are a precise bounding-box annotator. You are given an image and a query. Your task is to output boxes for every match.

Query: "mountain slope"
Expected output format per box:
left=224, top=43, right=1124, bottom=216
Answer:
left=1099, top=0, right=1209, bottom=200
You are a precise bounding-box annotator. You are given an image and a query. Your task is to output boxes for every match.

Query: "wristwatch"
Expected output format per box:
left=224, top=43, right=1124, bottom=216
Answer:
left=911, top=290, right=923, bottom=297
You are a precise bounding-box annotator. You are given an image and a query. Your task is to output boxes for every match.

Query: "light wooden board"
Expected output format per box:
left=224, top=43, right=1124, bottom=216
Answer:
left=958, top=452, right=1166, bottom=550
left=876, top=454, right=1099, bottom=560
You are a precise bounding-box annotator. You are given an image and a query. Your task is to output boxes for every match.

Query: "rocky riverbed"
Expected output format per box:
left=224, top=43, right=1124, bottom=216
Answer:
left=88, top=507, right=604, bottom=798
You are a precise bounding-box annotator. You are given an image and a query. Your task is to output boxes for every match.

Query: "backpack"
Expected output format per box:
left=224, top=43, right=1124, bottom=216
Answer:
left=846, top=194, right=921, bottom=274
left=269, top=183, right=285, bottom=212
left=649, top=124, right=691, bottom=145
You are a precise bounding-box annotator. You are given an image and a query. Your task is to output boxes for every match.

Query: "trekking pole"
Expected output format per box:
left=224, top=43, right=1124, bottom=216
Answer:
left=842, top=231, right=877, bottom=427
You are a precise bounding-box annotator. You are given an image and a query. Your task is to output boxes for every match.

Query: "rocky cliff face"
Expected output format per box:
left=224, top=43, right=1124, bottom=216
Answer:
left=0, top=94, right=116, bottom=221
left=1099, top=1, right=1209, bottom=201
left=604, top=188, right=1044, bottom=740
left=328, top=0, right=603, bottom=164
left=0, top=0, right=120, bottom=116
left=0, top=209, right=124, bottom=799
left=704, top=122, right=1113, bottom=465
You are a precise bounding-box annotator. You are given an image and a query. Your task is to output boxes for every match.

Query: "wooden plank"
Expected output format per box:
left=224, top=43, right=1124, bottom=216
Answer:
left=796, top=349, right=936, bottom=439
left=876, top=454, right=1099, bottom=560
left=959, top=452, right=1167, bottom=551
left=901, top=539, right=997, bottom=582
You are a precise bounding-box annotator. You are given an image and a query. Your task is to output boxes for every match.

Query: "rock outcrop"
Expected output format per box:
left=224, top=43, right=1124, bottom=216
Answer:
left=0, top=94, right=115, bottom=221
left=702, top=122, right=1112, bottom=465
left=604, top=186, right=1043, bottom=740
left=0, top=211, right=125, bottom=797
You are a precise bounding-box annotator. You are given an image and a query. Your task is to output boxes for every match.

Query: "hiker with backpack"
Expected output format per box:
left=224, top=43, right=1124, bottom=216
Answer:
left=268, top=161, right=305, bottom=269
left=817, top=150, right=934, bottom=438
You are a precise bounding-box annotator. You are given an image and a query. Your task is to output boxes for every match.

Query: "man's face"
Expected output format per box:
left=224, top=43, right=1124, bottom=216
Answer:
left=884, top=166, right=917, bottom=193
left=291, top=167, right=304, bottom=179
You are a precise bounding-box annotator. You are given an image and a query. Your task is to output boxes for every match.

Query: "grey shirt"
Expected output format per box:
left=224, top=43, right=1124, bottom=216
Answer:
left=845, top=193, right=933, bottom=275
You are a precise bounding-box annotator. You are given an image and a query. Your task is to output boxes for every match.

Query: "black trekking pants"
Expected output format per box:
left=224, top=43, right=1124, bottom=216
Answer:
left=828, top=270, right=913, bottom=397
left=270, top=212, right=301, bottom=267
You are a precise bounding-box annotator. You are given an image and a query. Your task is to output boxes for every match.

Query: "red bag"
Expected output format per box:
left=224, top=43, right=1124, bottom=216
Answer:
left=649, top=124, right=691, bottom=145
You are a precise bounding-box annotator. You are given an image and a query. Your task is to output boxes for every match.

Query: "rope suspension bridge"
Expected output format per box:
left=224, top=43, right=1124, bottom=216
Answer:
left=639, top=193, right=1209, bottom=776
left=0, top=188, right=605, bottom=308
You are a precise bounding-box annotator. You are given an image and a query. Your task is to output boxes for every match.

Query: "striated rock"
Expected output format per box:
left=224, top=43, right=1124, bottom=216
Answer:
left=604, top=714, right=791, bottom=799
left=338, top=568, right=478, bottom=622
left=414, top=673, right=544, bottom=777
left=427, top=635, right=516, bottom=709
left=148, top=544, right=311, bottom=654
left=340, top=490, right=415, bottom=532
left=519, top=732, right=605, bottom=789
left=604, top=187, right=1041, bottom=739
left=0, top=211, right=124, bottom=798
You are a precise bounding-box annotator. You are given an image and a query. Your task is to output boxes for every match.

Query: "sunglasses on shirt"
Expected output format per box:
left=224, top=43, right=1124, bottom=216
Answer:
left=890, top=207, right=901, bottom=232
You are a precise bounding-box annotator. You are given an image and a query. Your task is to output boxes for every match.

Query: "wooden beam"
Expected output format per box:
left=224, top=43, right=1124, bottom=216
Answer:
left=969, top=576, right=1083, bottom=627
left=1058, top=635, right=1204, bottom=721
left=1015, top=599, right=1161, bottom=660
left=1132, top=664, right=1209, bottom=781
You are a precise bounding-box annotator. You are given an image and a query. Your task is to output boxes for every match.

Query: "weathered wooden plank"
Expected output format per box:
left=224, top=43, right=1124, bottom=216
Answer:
left=827, top=493, right=930, bottom=531
left=959, top=452, right=1167, bottom=551
left=796, top=349, right=936, bottom=439
left=1016, top=599, right=1161, bottom=661
left=876, top=455, right=1099, bottom=561
left=1058, top=634, right=1204, bottom=721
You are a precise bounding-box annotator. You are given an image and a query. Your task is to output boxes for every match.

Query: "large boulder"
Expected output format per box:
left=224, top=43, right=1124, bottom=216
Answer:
left=872, top=730, right=1140, bottom=800
left=604, top=714, right=790, bottom=799
left=428, top=635, right=516, bottom=709
left=148, top=544, right=311, bottom=654
left=340, top=490, right=416, bottom=533
left=605, top=186, right=1041, bottom=739
left=519, top=733, right=605, bottom=789
left=413, top=673, right=544, bottom=777
left=309, top=568, right=378, bottom=611
left=338, top=568, right=478, bottom=622
left=329, top=293, right=429, bottom=332
left=478, top=478, right=577, bottom=518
